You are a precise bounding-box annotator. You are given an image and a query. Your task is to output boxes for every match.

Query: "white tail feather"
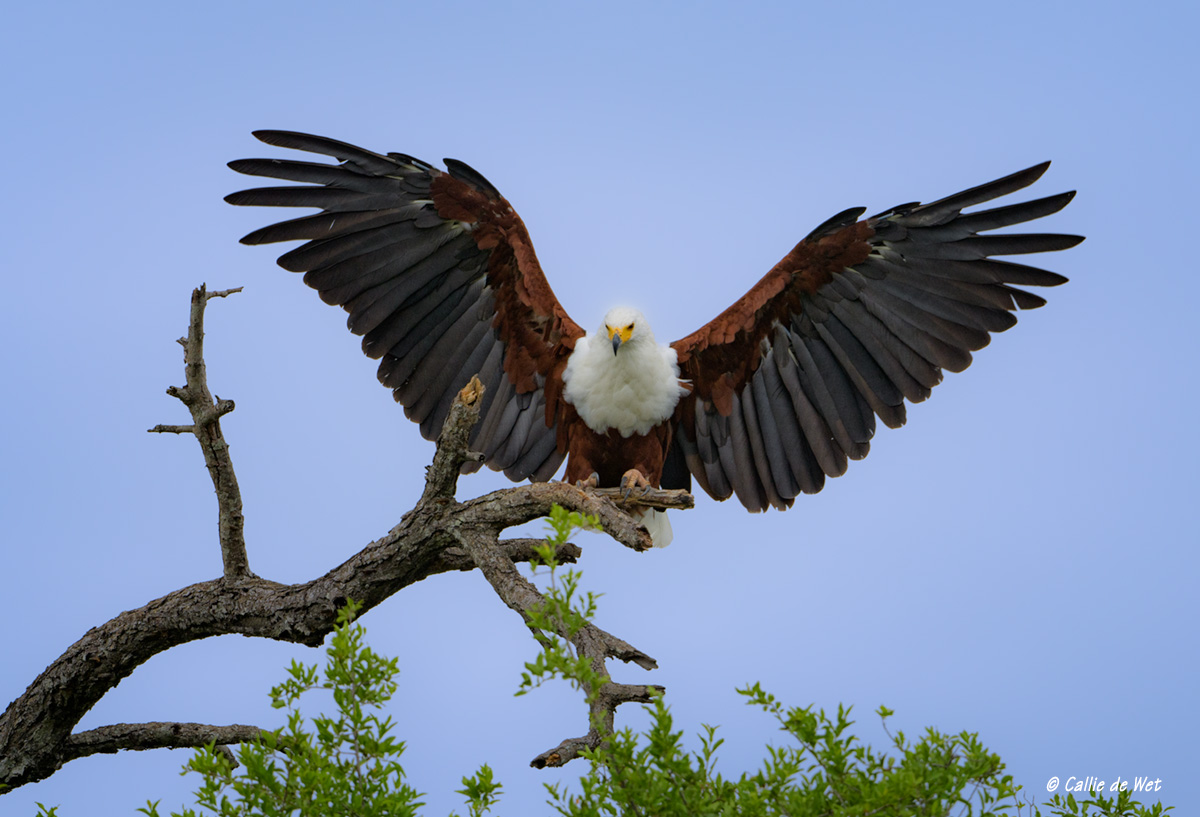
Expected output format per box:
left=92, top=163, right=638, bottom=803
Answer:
left=638, top=509, right=673, bottom=548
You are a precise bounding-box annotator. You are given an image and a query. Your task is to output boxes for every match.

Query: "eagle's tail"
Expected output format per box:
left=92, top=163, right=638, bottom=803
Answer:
left=638, top=509, right=674, bottom=548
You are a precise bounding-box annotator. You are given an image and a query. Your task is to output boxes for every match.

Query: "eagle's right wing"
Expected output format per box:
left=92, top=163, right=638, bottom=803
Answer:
left=227, top=130, right=583, bottom=481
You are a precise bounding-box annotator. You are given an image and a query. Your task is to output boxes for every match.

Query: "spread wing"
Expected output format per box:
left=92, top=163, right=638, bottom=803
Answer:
left=670, top=162, right=1082, bottom=512
left=226, top=131, right=583, bottom=481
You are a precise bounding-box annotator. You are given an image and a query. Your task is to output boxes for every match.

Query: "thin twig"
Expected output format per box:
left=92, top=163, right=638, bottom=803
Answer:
left=148, top=424, right=196, bottom=435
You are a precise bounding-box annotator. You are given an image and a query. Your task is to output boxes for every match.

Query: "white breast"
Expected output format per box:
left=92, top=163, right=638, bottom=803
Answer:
left=562, top=330, right=688, bottom=437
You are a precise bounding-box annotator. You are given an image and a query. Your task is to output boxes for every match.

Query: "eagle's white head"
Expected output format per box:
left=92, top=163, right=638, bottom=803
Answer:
left=600, top=305, right=654, bottom=355
left=561, top=306, right=686, bottom=437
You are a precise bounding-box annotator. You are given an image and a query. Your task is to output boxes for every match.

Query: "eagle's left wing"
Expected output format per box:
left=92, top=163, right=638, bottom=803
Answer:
left=670, top=163, right=1082, bottom=512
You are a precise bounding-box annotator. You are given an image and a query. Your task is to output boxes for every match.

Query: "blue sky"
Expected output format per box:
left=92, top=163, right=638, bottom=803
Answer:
left=2, top=1, right=1196, bottom=814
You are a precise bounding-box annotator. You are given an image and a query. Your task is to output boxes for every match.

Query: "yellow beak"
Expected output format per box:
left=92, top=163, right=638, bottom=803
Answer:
left=607, top=324, right=633, bottom=355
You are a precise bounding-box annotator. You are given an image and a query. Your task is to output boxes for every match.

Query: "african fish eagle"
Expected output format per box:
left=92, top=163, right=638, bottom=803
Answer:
left=227, top=131, right=1081, bottom=547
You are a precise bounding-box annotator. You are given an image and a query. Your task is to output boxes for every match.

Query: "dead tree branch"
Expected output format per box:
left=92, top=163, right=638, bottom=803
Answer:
left=589, top=486, right=694, bottom=512
left=0, top=286, right=693, bottom=794
left=148, top=283, right=249, bottom=578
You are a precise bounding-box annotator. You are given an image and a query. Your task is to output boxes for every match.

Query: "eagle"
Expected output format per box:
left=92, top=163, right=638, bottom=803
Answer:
left=226, top=131, right=1081, bottom=546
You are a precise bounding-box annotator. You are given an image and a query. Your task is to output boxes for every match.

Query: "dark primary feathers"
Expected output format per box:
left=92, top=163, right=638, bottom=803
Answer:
left=226, top=130, right=583, bottom=482
left=227, top=132, right=1081, bottom=513
left=669, top=163, right=1081, bottom=511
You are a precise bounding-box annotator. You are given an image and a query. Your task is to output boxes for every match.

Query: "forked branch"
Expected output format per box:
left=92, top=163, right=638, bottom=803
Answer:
left=0, top=286, right=693, bottom=794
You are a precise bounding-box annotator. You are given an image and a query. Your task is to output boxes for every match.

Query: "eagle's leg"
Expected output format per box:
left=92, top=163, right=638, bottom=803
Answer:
left=619, top=468, right=655, bottom=501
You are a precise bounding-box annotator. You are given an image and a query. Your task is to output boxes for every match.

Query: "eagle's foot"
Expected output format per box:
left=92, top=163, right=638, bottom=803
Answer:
left=575, top=472, right=600, bottom=489
left=619, top=469, right=654, bottom=502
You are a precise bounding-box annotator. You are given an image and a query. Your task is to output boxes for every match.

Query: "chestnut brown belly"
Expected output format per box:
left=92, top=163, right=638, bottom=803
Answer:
left=562, top=421, right=673, bottom=488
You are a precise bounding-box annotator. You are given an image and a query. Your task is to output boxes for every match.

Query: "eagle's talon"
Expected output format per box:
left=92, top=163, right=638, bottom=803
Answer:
left=619, top=469, right=653, bottom=502
left=575, top=472, right=600, bottom=490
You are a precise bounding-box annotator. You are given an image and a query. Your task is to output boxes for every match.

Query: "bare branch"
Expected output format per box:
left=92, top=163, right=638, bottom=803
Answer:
left=63, top=723, right=265, bottom=763
left=452, top=530, right=657, bottom=669
left=431, top=539, right=583, bottom=573
left=205, top=287, right=244, bottom=300
left=148, top=283, right=249, bottom=578
left=457, top=483, right=657, bottom=552
left=530, top=680, right=666, bottom=769
left=420, top=376, right=486, bottom=503
left=589, top=486, right=694, bottom=511
left=450, top=507, right=665, bottom=767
